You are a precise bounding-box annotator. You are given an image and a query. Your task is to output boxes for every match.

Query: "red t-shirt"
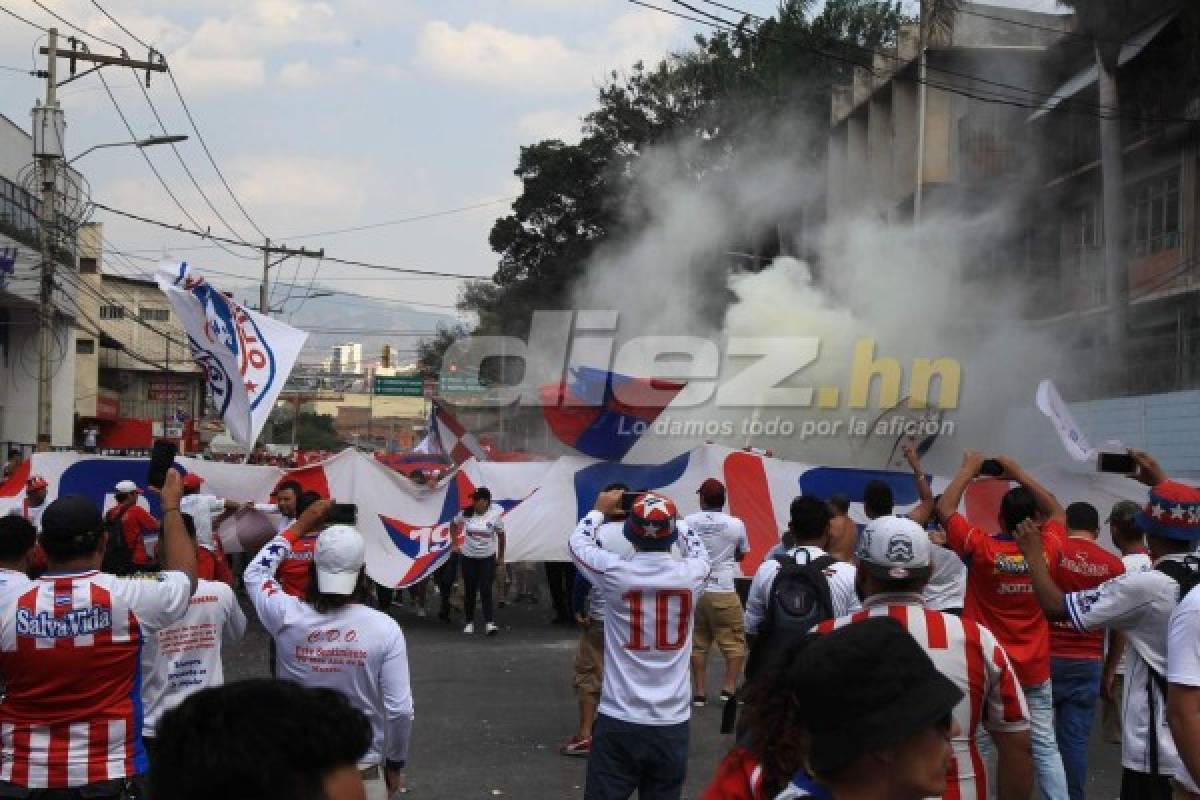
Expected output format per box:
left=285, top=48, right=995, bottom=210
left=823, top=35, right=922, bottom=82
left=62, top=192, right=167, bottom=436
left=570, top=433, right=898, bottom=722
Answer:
left=1048, top=536, right=1125, bottom=660
left=275, top=530, right=318, bottom=598
left=945, top=513, right=1065, bottom=687
left=105, top=505, right=159, bottom=566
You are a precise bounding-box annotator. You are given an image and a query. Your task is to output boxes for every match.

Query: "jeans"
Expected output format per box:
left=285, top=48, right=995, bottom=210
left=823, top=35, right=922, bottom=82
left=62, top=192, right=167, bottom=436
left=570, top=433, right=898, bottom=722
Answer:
left=585, top=713, right=689, bottom=800
left=1027, top=679, right=1070, bottom=800
left=546, top=562, right=576, bottom=621
left=461, top=555, right=497, bottom=624
left=1052, top=657, right=1103, bottom=800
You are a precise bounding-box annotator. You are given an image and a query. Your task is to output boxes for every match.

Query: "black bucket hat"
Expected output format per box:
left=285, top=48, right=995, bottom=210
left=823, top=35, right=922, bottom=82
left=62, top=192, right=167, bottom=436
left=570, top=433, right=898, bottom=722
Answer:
left=799, top=617, right=963, bottom=775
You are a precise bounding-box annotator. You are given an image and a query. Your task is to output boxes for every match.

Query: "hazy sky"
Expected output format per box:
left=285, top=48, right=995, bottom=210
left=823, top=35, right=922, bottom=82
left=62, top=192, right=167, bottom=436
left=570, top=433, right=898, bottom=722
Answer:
left=0, top=0, right=1068, bottom=336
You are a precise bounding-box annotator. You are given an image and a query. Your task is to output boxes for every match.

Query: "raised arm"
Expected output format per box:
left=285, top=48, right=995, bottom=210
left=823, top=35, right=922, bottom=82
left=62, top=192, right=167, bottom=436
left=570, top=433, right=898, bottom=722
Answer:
left=936, top=450, right=984, bottom=523
left=380, top=628, right=415, bottom=795
left=904, top=444, right=935, bottom=525
left=159, top=469, right=198, bottom=594
left=1013, top=519, right=1067, bottom=620
left=244, top=499, right=331, bottom=633
left=568, top=490, right=625, bottom=579
left=996, top=456, right=1064, bottom=526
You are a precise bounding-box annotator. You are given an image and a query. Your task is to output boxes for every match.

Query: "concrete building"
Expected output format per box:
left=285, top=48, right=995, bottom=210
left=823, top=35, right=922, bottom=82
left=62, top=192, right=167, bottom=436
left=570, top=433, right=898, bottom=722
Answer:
left=0, top=113, right=79, bottom=452
left=826, top=3, right=1070, bottom=224
left=72, top=223, right=204, bottom=451
left=331, top=342, right=362, bottom=375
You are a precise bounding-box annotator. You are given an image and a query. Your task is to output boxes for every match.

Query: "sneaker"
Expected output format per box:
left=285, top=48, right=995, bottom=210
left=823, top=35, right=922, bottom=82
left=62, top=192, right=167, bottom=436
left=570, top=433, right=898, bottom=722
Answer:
left=692, top=695, right=707, bottom=707
left=559, top=736, right=591, bottom=757
left=720, top=690, right=737, bottom=703
left=463, top=623, right=475, bottom=635
left=486, top=622, right=499, bottom=636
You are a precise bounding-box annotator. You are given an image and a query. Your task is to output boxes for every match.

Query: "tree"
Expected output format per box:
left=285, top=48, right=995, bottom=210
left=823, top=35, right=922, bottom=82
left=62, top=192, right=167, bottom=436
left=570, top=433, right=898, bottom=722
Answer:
left=443, top=0, right=910, bottom=349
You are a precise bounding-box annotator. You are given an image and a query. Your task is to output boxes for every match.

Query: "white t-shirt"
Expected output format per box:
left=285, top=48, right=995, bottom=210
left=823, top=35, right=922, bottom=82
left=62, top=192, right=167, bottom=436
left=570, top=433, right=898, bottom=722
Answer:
left=1064, top=556, right=1184, bottom=779
left=140, top=579, right=246, bottom=736
left=455, top=506, right=505, bottom=559
left=0, top=569, right=32, bottom=606
left=244, top=534, right=415, bottom=767
left=684, top=510, right=749, bottom=593
left=923, top=544, right=967, bottom=612
left=1168, top=586, right=1200, bottom=793
left=180, top=494, right=226, bottom=552
left=1115, top=552, right=1154, bottom=676
left=744, top=546, right=860, bottom=636
left=587, top=521, right=636, bottom=621
left=569, top=511, right=710, bottom=726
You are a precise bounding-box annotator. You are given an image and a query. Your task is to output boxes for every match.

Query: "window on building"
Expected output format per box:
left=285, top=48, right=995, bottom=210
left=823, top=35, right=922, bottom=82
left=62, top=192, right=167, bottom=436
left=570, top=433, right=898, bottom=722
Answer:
left=99, top=305, right=124, bottom=320
left=1130, top=170, right=1181, bottom=256
left=139, top=307, right=169, bottom=322
left=78, top=257, right=98, bottom=274
left=76, top=338, right=95, bottom=355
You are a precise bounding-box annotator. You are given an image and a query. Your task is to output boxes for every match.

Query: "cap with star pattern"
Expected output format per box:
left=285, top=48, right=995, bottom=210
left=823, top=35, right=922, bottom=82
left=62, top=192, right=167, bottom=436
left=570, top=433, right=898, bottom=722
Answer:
left=1134, top=481, right=1200, bottom=541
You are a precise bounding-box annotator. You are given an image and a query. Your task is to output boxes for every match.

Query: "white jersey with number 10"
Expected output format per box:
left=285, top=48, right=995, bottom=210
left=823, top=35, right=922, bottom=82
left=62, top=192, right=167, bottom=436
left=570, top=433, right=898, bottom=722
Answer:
left=569, top=510, right=710, bottom=726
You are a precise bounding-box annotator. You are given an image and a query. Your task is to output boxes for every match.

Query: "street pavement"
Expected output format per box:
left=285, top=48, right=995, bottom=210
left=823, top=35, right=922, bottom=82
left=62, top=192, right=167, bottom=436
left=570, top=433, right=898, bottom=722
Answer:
left=224, top=583, right=1126, bottom=799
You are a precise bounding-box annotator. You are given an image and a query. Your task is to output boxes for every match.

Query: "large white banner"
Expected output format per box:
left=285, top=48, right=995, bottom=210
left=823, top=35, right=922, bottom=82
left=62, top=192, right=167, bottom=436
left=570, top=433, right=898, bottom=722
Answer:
left=0, top=446, right=1151, bottom=589
left=157, top=263, right=307, bottom=448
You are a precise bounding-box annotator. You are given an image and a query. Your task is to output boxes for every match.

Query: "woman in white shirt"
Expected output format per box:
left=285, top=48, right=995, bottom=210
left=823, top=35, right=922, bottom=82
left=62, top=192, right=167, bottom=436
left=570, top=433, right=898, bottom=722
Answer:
left=455, top=488, right=506, bottom=636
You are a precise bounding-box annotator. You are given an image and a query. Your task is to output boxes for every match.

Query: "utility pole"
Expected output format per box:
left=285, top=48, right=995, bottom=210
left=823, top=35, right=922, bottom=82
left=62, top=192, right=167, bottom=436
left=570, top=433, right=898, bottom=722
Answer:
left=258, top=238, right=324, bottom=316
left=33, top=32, right=166, bottom=450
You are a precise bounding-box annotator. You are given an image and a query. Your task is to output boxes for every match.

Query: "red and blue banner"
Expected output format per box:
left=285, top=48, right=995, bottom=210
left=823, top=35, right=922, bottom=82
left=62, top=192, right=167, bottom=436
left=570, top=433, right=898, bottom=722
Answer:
left=540, top=367, right=686, bottom=461
left=0, top=446, right=1149, bottom=587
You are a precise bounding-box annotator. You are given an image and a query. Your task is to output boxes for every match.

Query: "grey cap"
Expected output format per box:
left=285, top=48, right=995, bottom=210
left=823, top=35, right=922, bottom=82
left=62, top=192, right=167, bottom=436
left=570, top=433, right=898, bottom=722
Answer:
left=1108, top=500, right=1141, bottom=524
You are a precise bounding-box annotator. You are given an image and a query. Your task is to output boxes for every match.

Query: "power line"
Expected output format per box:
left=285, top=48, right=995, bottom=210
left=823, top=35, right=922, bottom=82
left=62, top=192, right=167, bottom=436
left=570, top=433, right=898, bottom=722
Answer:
left=90, top=0, right=151, bottom=51
left=94, top=69, right=259, bottom=261
left=91, top=200, right=492, bottom=280
left=651, top=0, right=1199, bottom=124
left=0, top=2, right=49, bottom=32
left=30, top=0, right=126, bottom=51
left=284, top=196, right=518, bottom=240
left=696, top=0, right=765, bottom=22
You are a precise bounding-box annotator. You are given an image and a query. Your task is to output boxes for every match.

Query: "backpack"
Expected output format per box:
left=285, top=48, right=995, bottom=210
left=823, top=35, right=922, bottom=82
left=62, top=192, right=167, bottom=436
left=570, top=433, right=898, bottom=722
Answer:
left=1142, top=557, right=1200, bottom=776
left=746, top=553, right=836, bottom=682
left=102, top=506, right=135, bottom=576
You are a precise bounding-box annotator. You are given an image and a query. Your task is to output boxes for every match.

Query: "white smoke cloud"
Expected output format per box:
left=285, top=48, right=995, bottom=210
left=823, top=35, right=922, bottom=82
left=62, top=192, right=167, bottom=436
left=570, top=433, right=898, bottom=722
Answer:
left=566, top=122, right=1068, bottom=470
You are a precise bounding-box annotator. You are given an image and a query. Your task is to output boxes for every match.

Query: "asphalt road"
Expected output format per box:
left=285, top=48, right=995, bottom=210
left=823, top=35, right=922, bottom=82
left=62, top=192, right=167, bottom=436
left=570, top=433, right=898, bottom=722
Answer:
left=224, top=583, right=1126, bottom=799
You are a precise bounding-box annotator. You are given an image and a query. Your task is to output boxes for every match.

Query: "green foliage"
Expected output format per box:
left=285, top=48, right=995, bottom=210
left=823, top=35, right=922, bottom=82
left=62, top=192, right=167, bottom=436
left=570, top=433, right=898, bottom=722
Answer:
left=441, top=0, right=910, bottom=344
left=271, top=413, right=344, bottom=451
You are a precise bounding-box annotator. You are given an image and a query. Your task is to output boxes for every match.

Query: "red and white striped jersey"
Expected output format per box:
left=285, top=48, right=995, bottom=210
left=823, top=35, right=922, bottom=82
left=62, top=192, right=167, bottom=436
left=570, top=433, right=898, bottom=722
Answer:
left=815, top=595, right=1030, bottom=800
left=0, top=569, right=191, bottom=788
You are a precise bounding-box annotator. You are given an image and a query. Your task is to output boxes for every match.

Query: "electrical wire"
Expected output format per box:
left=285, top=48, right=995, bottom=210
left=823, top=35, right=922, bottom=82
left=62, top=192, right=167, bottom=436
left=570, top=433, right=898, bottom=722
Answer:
left=94, top=69, right=260, bottom=262
left=90, top=0, right=151, bottom=51
left=30, top=0, right=126, bottom=52
left=129, top=65, right=255, bottom=246
left=90, top=200, right=491, bottom=280
left=0, top=64, right=35, bottom=74
left=0, top=2, right=48, bottom=32
left=283, top=196, right=518, bottom=240
left=650, top=0, right=1200, bottom=124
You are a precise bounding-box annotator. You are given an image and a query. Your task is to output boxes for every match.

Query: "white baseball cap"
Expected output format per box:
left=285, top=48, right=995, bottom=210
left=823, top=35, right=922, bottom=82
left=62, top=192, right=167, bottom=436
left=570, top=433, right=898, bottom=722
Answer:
left=856, top=515, right=932, bottom=580
left=314, top=525, right=366, bottom=595
left=114, top=480, right=140, bottom=494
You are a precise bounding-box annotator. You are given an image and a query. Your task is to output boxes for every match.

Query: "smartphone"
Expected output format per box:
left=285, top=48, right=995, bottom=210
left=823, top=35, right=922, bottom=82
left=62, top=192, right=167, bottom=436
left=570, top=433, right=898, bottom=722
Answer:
left=327, top=502, right=358, bottom=526
left=1098, top=452, right=1137, bottom=475
left=979, top=458, right=1005, bottom=477
left=146, top=440, right=178, bottom=489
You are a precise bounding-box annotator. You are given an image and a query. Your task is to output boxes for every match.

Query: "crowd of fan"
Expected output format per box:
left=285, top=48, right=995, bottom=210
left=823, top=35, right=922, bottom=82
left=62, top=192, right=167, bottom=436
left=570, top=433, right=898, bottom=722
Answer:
left=3, top=442, right=1200, bottom=799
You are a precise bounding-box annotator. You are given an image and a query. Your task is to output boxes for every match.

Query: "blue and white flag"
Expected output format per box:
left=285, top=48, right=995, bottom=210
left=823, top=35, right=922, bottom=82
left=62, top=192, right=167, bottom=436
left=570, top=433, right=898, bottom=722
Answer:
left=157, top=263, right=307, bottom=448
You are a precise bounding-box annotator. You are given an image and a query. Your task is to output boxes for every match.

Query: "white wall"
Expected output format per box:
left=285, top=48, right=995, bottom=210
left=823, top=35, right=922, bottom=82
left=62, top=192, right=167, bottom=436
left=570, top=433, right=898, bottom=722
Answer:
left=0, top=304, right=74, bottom=447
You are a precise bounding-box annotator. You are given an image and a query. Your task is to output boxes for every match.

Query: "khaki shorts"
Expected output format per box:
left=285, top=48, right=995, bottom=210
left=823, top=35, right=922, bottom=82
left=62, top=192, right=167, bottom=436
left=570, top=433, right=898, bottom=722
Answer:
left=693, top=591, right=746, bottom=658
left=573, top=622, right=605, bottom=704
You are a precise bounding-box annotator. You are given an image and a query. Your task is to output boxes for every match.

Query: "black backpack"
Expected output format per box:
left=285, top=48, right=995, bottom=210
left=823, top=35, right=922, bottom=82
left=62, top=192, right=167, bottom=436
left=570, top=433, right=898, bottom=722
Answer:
left=746, top=553, right=836, bottom=682
left=102, top=506, right=135, bottom=576
left=1142, top=557, right=1200, bottom=776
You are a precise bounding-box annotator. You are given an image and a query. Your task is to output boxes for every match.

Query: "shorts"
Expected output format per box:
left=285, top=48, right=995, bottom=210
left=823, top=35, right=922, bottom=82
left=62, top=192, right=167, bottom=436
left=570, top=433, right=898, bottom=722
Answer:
left=693, top=591, right=746, bottom=658
left=574, top=622, right=605, bottom=704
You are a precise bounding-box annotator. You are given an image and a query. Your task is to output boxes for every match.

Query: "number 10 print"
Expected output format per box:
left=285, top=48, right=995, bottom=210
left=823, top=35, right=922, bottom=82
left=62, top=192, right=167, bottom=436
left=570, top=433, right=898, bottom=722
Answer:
left=622, top=589, right=692, bottom=652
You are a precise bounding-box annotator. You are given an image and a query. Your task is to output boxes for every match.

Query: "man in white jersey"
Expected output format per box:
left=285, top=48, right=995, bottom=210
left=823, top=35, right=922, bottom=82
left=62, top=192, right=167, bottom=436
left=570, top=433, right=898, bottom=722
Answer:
left=570, top=490, right=710, bottom=800
left=561, top=483, right=635, bottom=758
left=686, top=478, right=749, bottom=705
left=815, top=515, right=1034, bottom=800
left=0, top=517, right=34, bottom=603
left=140, top=511, right=246, bottom=749
left=245, top=499, right=414, bottom=800
left=1103, top=500, right=1154, bottom=744
left=744, top=496, right=859, bottom=681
